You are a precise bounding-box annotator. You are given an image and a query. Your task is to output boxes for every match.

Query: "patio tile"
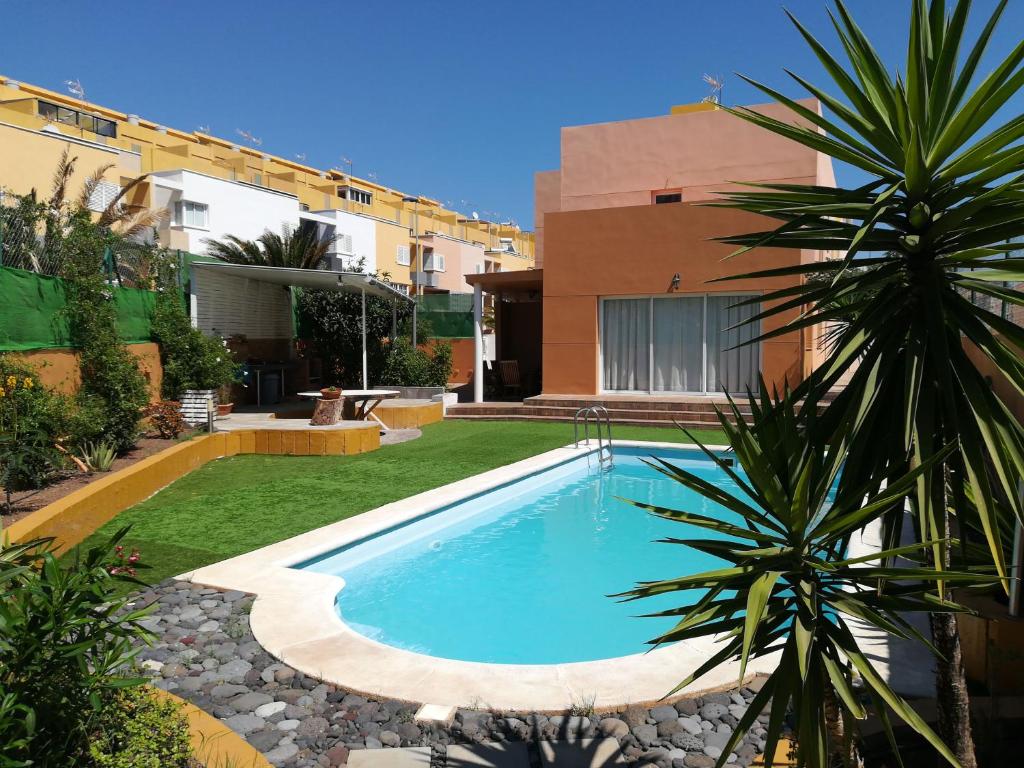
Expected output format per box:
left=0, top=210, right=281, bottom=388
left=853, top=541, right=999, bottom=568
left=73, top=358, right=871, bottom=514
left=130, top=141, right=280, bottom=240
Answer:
left=446, top=742, right=530, bottom=768
left=348, top=747, right=432, bottom=768
left=414, top=703, right=457, bottom=725
left=538, top=739, right=624, bottom=768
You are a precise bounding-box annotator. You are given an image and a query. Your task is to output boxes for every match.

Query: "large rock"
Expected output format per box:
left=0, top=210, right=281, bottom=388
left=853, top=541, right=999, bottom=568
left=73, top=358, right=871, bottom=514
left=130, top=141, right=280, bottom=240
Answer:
left=229, top=691, right=273, bottom=712
left=223, top=713, right=265, bottom=734
left=632, top=724, right=659, bottom=748
left=599, top=718, right=630, bottom=739
left=651, top=706, right=679, bottom=723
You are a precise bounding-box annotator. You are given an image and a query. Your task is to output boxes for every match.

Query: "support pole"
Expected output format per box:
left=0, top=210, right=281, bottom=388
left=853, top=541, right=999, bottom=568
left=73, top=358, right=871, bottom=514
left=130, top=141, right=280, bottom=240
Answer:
left=473, top=281, right=484, bottom=404
left=412, top=301, right=418, bottom=347
left=361, top=288, right=368, bottom=390
left=391, top=301, right=397, bottom=341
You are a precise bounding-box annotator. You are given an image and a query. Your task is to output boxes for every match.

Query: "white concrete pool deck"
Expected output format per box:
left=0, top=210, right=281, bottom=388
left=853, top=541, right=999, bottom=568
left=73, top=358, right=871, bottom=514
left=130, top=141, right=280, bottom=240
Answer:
left=180, top=440, right=932, bottom=712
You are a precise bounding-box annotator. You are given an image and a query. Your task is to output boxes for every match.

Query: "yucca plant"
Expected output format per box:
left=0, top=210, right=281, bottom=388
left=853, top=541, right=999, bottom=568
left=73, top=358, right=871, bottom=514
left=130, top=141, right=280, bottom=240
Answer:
left=621, top=388, right=993, bottom=768
left=705, top=2, right=1024, bottom=763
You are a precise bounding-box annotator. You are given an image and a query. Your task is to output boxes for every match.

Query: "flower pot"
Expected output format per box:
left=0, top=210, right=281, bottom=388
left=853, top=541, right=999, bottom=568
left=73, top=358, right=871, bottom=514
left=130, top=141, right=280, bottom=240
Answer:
left=179, top=389, right=218, bottom=426
left=320, top=388, right=342, bottom=401
left=217, top=403, right=234, bottom=416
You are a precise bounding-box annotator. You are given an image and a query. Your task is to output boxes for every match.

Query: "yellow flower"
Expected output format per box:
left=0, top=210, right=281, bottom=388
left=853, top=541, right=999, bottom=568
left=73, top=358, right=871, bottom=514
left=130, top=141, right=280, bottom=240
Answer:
left=0, top=387, right=6, bottom=398
left=4, top=375, right=15, bottom=389
left=23, top=378, right=33, bottom=389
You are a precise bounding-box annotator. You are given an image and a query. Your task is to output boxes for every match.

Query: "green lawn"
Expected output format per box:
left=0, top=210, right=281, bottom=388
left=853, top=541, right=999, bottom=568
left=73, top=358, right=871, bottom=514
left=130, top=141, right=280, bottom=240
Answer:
left=79, top=420, right=726, bottom=590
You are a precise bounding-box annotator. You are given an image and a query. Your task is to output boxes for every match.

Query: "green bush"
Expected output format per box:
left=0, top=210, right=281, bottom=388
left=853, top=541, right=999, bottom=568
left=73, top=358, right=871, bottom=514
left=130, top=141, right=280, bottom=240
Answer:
left=0, top=530, right=155, bottom=766
left=381, top=338, right=452, bottom=388
left=89, top=687, right=193, bottom=768
left=59, top=212, right=149, bottom=454
left=151, top=290, right=239, bottom=398
left=0, top=356, right=66, bottom=493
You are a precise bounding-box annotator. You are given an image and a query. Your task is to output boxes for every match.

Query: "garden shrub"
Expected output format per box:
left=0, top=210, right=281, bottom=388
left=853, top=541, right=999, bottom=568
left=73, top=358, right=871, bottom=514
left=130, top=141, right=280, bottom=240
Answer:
left=0, top=530, right=155, bottom=766
left=381, top=338, right=453, bottom=388
left=151, top=289, right=239, bottom=398
left=0, top=356, right=66, bottom=493
left=143, top=400, right=188, bottom=439
left=88, top=687, right=193, bottom=768
left=60, top=212, right=149, bottom=453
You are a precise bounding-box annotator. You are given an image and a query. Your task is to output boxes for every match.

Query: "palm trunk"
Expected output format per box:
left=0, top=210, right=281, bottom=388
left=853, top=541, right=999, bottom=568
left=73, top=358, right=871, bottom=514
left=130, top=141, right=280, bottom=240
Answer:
left=931, top=476, right=978, bottom=768
left=824, top=682, right=863, bottom=768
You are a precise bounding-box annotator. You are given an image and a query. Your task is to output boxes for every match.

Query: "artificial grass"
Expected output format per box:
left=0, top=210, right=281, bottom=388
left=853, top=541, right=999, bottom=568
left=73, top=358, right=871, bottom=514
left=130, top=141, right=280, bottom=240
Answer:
left=78, top=420, right=726, bottom=592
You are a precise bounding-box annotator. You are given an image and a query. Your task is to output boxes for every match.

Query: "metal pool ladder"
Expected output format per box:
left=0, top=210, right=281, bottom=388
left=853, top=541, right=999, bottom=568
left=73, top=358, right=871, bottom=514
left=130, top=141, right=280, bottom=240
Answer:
left=574, top=405, right=614, bottom=467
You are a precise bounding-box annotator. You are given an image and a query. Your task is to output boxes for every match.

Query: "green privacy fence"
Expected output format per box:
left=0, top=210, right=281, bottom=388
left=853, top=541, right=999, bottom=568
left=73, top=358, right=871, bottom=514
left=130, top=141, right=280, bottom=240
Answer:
left=416, top=292, right=474, bottom=338
left=0, top=266, right=157, bottom=351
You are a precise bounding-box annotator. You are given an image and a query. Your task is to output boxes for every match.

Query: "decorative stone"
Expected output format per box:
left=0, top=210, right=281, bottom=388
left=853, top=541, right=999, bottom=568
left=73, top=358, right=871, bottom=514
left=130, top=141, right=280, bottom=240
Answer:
left=599, top=718, right=630, bottom=739
left=632, top=725, right=658, bottom=748
left=651, top=706, right=678, bottom=723
left=255, top=701, right=288, bottom=718
left=223, top=713, right=265, bottom=734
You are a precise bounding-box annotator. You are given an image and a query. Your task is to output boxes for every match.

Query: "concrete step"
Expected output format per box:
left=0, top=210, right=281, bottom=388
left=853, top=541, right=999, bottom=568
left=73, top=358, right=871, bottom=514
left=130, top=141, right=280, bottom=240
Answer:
left=443, top=413, right=729, bottom=429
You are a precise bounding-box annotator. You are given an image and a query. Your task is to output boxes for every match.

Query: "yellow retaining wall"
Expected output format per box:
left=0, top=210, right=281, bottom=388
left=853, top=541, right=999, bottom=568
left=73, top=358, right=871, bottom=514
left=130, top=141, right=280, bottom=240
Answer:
left=151, top=688, right=272, bottom=768
left=377, top=401, right=444, bottom=429
left=6, top=426, right=380, bottom=551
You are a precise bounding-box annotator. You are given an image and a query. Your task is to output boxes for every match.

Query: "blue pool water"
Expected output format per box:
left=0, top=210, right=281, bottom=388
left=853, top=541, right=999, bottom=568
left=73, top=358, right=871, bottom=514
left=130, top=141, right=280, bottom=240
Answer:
left=296, top=445, right=745, bottom=664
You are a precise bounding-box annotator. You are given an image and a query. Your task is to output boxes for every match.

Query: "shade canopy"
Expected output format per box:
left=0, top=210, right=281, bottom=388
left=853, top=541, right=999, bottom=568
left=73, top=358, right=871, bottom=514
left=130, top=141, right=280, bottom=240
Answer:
left=190, top=261, right=414, bottom=302
left=189, top=261, right=414, bottom=392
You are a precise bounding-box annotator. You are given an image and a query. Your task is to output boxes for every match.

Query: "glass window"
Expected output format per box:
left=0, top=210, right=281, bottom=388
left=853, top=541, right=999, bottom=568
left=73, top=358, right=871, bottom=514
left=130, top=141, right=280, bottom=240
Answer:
left=602, top=298, right=651, bottom=392
left=177, top=201, right=209, bottom=228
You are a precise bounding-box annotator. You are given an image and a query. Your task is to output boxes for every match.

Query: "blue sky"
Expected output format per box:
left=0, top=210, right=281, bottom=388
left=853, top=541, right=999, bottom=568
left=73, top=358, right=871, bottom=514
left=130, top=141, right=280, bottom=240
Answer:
left=3, top=1, right=1021, bottom=229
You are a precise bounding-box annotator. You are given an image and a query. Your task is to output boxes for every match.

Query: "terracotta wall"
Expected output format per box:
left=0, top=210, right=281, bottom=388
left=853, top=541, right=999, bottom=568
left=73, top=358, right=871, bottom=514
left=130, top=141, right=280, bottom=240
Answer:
left=533, top=170, right=562, bottom=267
left=541, top=202, right=814, bottom=395
left=14, top=343, right=163, bottom=400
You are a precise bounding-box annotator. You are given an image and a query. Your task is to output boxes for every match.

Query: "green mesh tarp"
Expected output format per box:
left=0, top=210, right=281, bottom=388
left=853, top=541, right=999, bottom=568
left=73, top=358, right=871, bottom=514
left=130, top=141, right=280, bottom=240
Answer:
left=416, top=292, right=474, bottom=338
left=0, top=266, right=156, bottom=350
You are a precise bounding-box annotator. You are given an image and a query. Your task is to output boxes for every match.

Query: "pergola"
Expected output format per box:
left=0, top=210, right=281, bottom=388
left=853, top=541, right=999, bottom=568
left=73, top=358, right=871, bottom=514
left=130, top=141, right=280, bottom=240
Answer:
left=189, top=262, right=415, bottom=390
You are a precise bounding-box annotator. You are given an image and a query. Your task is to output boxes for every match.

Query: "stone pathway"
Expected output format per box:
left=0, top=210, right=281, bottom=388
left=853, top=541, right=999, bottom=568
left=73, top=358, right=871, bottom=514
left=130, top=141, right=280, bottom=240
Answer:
left=381, top=428, right=421, bottom=446
left=132, top=581, right=774, bottom=768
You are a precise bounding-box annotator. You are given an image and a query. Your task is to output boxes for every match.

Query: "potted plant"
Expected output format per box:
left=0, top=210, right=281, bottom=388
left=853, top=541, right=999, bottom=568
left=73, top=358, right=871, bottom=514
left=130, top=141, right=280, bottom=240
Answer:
left=216, top=384, right=235, bottom=416
left=319, top=385, right=342, bottom=400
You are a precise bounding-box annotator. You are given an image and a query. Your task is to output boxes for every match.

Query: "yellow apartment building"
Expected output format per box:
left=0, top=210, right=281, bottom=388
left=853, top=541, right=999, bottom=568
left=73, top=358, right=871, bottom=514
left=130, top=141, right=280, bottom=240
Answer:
left=0, top=75, right=534, bottom=294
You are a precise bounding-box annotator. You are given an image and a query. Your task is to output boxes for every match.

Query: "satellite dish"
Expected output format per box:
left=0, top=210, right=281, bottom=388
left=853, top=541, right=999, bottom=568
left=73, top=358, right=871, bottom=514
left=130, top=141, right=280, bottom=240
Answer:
left=472, top=211, right=479, bottom=220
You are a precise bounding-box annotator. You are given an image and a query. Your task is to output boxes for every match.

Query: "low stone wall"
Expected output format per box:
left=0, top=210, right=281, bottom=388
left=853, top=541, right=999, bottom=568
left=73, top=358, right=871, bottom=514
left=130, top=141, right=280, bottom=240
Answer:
left=376, top=401, right=444, bottom=429
left=373, top=386, right=446, bottom=400
left=135, top=581, right=786, bottom=768
left=6, top=426, right=380, bottom=552
left=151, top=688, right=272, bottom=768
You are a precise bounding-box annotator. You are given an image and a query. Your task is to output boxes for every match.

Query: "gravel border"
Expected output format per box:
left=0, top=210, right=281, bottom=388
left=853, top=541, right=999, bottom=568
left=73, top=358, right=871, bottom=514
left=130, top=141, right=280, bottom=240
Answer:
left=132, top=581, right=773, bottom=768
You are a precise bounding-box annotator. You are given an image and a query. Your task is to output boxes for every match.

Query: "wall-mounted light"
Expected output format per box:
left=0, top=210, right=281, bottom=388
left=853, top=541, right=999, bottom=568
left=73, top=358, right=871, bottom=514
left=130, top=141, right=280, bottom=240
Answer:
left=670, top=272, right=681, bottom=291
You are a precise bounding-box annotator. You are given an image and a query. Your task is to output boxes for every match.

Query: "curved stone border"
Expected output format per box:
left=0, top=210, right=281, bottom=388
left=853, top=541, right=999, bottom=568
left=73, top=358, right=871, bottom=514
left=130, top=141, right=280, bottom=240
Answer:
left=135, top=579, right=780, bottom=768
left=184, top=441, right=771, bottom=711
left=183, top=439, right=924, bottom=711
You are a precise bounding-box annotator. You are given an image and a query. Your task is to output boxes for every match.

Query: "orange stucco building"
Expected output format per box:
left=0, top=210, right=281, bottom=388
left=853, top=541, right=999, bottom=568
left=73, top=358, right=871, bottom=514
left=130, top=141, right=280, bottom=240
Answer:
left=467, top=100, right=834, bottom=401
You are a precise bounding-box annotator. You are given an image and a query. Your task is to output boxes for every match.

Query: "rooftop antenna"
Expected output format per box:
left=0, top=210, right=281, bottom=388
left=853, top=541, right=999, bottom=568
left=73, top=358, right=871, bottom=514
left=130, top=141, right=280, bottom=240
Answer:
left=367, top=171, right=377, bottom=182
left=64, top=78, right=86, bottom=101
left=197, top=124, right=210, bottom=134
left=340, top=156, right=353, bottom=177
left=472, top=211, right=479, bottom=220
left=235, top=128, right=262, bottom=147
left=702, top=73, right=724, bottom=105
left=295, top=152, right=307, bottom=162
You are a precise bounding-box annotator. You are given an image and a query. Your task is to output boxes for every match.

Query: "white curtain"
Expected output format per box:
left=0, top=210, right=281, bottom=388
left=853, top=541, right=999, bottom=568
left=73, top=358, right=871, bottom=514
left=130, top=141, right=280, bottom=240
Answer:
left=652, top=297, right=704, bottom=392
left=602, top=298, right=650, bottom=391
left=706, top=295, right=760, bottom=393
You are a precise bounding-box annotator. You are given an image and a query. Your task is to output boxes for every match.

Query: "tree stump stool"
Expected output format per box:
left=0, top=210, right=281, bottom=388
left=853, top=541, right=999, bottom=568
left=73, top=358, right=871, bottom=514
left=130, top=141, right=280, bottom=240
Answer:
left=310, top=397, right=344, bottom=425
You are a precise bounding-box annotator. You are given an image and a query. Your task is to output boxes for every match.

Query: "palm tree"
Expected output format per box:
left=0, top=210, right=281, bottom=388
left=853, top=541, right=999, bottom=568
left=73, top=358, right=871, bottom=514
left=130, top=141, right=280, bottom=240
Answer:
left=622, top=388, right=992, bottom=768
left=204, top=226, right=336, bottom=270
left=701, top=2, right=1024, bottom=764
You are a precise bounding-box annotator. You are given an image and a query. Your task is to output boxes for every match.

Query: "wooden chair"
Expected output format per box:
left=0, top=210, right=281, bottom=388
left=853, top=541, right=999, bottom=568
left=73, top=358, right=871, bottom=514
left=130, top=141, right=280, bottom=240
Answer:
left=499, top=360, right=522, bottom=399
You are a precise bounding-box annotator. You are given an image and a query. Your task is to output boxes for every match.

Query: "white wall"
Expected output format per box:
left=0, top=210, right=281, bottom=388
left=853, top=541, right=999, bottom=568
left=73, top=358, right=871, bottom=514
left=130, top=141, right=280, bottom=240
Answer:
left=307, top=208, right=376, bottom=273
left=152, top=170, right=300, bottom=255
left=191, top=267, right=293, bottom=339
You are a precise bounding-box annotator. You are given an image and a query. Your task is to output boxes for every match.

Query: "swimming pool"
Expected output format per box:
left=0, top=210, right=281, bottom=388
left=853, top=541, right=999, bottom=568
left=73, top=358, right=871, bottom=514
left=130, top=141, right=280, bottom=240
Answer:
left=296, top=444, right=743, bottom=665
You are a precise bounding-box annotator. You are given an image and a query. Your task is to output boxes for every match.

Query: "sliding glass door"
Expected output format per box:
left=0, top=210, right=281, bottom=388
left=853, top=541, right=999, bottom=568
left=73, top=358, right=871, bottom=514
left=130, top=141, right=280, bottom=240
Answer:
left=601, top=294, right=760, bottom=394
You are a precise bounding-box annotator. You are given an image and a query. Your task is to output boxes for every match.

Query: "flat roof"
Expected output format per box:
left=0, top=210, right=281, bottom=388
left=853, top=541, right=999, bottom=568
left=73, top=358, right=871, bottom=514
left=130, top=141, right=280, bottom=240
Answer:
left=465, top=269, right=543, bottom=292
left=191, top=262, right=413, bottom=302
